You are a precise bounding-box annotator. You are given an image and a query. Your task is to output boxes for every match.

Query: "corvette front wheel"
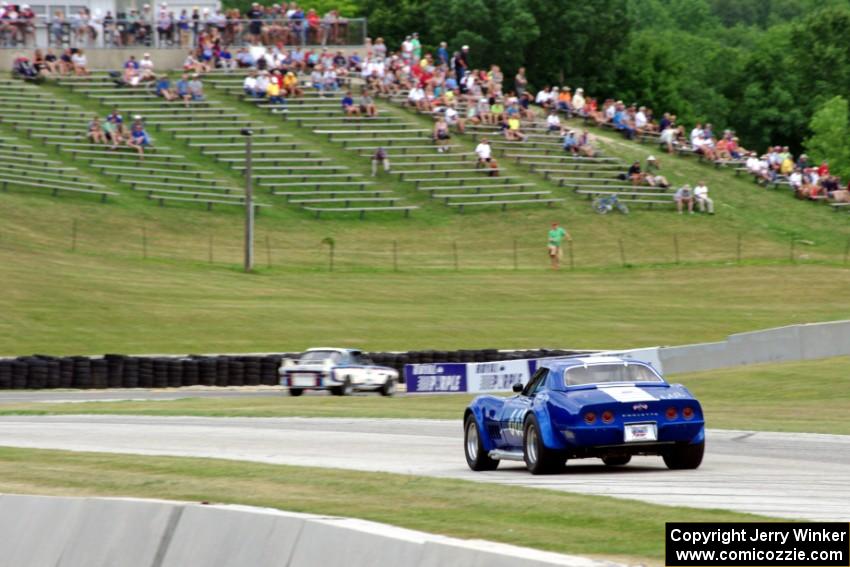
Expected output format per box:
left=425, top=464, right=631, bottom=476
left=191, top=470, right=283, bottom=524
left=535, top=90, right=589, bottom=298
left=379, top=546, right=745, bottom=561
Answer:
left=523, top=416, right=565, bottom=475
left=464, top=415, right=499, bottom=471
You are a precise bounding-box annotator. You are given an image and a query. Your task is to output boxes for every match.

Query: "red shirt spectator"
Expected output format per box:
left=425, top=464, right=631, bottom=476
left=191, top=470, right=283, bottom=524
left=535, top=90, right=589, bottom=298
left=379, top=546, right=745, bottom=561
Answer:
left=817, top=161, right=830, bottom=177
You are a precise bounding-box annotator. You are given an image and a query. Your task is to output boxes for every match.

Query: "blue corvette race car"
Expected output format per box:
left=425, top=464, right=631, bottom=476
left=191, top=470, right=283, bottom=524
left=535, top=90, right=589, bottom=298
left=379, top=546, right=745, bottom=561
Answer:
left=463, top=356, right=705, bottom=474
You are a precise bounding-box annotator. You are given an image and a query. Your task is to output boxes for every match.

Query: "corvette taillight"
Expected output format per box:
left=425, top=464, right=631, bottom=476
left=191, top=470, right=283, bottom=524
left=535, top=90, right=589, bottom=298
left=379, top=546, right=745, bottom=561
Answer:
left=601, top=410, right=614, bottom=424
left=682, top=407, right=694, bottom=420
left=666, top=407, right=678, bottom=420
left=584, top=411, right=596, bottom=424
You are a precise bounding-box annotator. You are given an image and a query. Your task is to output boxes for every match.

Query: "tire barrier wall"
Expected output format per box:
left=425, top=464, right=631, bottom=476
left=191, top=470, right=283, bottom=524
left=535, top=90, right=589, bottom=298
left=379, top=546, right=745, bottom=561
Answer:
left=0, top=494, right=618, bottom=567
left=0, top=349, right=584, bottom=390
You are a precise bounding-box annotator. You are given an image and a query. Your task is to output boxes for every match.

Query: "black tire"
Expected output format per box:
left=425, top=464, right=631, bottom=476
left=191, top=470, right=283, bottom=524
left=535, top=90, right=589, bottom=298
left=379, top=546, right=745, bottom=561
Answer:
left=288, top=387, right=304, bottom=397
left=523, top=415, right=565, bottom=475
left=464, top=414, right=499, bottom=471
left=602, top=455, right=632, bottom=466
left=380, top=378, right=395, bottom=397
left=340, top=377, right=353, bottom=396
left=663, top=441, right=705, bottom=470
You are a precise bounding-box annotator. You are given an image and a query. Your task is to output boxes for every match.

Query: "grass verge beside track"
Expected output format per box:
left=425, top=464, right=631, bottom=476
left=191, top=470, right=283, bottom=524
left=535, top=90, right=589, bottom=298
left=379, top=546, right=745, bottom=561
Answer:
left=2, top=357, right=847, bottom=435
left=0, top=446, right=771, bottom=564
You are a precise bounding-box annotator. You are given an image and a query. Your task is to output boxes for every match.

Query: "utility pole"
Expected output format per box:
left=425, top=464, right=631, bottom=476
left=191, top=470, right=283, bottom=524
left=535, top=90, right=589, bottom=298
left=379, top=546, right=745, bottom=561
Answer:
left=242, top=128, right=254, bottom=272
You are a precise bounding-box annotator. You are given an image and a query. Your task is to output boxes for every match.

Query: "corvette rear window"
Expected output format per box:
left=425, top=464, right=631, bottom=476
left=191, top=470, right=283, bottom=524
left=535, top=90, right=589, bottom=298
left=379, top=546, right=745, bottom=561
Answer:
left=564, top=364, right=662, bottom=386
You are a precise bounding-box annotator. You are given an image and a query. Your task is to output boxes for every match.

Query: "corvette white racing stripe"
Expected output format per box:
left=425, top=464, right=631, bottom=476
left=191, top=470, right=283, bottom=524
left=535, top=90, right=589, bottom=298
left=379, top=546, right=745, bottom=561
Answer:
left=597, top=385, right=657, bottom=402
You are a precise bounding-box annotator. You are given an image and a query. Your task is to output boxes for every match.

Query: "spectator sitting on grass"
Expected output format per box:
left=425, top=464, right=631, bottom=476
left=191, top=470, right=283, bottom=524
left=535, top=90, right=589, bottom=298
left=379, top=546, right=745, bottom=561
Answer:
left=87, top=116, right=107, bottom=145
left=546, top=110, right=561, bottom=132
left=155, top=75, right=176, bottom=101
left=788, top=168, right=803, bottom=192
left=360, top=90, right=377, bottom=117
left=557, top=87, right=572, bottom=114
left=627, top=160, right=644, bottom=186
left=577, top=129, right=595, bottom=157
left=283, top=71, right=303, bottom=97
left=490, top=98, right=505, bottom=124
left=125, top=116, right=151, bottom=159
left=434, top=115, right=451, bottom=152
left=101, top=115, right=119, bottom=148
left=176, top=74, right=191, bottom=106
left=139, top=52, right=155, bottom=81
left=371, top=146, right=390, bottom=176
left=571, top=88, right=586, bottom=117
left=475, top=137, right=492, bottom=167
left=562, top=129, right=578, bottom=155
left=243, top=70, right=257, bottom=96
left=267, top=72, right=285, bottom=107
left=444, top=104, right=465, bottom=134
left=675, top=184, right=695, bottom=214
left=254, top=70, right=269, bottom=98
left=694, top=181, right=714, bottom=214
left=342, top=90, right=360, bottom=116
left=71, top=48, right=89, bottom=76
left=188, top=74, right=204, bottom=101
left=504, top=115, right=526, bottom=141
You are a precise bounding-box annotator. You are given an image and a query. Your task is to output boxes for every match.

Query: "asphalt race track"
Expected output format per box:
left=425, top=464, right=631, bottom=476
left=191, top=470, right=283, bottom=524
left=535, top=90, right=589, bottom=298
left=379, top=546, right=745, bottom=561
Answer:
left=0, top=415, right=846, bottom=521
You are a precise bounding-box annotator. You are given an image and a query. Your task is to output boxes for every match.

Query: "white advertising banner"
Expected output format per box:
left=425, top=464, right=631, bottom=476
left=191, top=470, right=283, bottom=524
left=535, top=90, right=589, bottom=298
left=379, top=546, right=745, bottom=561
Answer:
left=466, top=359, right=535, bottom=393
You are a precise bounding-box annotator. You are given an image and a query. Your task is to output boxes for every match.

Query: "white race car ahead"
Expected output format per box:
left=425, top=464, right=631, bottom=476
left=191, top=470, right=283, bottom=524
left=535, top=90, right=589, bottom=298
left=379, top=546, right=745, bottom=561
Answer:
left=279, top=348, right=399, bottom=396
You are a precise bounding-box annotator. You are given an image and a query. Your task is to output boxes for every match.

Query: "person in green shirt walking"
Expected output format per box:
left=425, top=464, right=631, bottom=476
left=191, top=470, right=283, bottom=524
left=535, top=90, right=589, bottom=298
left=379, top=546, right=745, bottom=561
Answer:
left=547, top=222, right=571, bottom=270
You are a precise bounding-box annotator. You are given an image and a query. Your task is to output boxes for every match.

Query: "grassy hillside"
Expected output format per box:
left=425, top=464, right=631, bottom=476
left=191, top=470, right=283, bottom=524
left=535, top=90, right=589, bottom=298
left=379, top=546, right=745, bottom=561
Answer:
left=1, top=80, right=848, bottom=355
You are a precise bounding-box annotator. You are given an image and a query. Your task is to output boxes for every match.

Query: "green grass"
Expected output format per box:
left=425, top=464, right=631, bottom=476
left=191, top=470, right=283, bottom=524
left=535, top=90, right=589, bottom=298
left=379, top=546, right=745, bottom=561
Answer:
left=0, top=446, right=771, bottom=564
left=676, top=356, right=850, bottom=434
left=1, top=80, right=849, bottom=357
left=3, top=357, right=848, bottom=435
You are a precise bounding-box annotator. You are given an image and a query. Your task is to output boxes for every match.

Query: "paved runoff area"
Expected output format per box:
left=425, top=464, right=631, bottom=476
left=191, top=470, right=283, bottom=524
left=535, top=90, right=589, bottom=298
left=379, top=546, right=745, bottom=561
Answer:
left=0, top=415, right=846, bottom=521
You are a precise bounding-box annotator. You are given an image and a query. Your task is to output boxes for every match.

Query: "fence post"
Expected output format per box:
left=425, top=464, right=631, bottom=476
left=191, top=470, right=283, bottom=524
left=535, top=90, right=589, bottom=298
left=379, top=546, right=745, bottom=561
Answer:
left=618, top=238, right=626, bottom=267
left=736, top=233, right=742, bottom=265
left=513, top=238, right=518, bottom=270
left=673, top=234, right=680, bottom=264
left=568, top=239, right=574, bottom=270
left=265, top=235, right=272, bottom=268
left=393, top=240, right=398, bottom=272
left=322, top=237, right=335, bottom=272
left=70, top=219, right=77, bottom=252
left=452, top=241, right=459, bottom=271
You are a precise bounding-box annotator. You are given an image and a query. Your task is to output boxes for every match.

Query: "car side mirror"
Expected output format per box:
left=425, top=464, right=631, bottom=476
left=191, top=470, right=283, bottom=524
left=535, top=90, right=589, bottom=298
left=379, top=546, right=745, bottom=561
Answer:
left=512, top=383, right=523, bottom=393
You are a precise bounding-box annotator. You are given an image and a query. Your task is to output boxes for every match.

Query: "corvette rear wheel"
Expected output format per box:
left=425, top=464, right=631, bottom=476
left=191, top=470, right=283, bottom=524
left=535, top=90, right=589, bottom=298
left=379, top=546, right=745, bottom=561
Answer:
left=464, top=415, right=499, bottom=471
left=602, top=455, right=631, bottom=466
left=663, top=441, right=704, bottom=470
left=380, top=378, right=395, bottom=396
left=523, top=416, right=565, bottom=475
left=288, top=388, right=304, bottom=397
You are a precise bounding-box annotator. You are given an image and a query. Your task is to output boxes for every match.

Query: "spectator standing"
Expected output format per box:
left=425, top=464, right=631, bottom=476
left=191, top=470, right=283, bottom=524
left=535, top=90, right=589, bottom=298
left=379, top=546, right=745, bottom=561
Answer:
left=514, top=67, right=527, bottom=97
left=547, top=222, right=571, bottom=270
left=675, top=184, right=695, bottom=214
left=693, top=181, right=714, bottom=214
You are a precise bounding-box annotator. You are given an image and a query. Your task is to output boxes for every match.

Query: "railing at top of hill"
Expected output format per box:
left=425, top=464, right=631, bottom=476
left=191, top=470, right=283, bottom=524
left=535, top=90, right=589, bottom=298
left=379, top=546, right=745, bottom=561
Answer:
left=0, top=17, right=367, bottom=50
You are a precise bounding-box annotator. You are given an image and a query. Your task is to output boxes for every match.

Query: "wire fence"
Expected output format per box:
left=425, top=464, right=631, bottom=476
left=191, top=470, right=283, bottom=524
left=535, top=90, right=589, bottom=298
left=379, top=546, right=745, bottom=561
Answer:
left=0, top=17, right=367, bottom=50
left=4, top=215, right=850, bottom=273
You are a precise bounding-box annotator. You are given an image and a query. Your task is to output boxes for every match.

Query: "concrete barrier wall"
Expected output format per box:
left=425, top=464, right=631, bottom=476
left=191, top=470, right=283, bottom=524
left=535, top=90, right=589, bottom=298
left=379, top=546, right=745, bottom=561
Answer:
left=0, top=495, right=618, bottom=567
left=658, top=320, right=850, bottom=374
